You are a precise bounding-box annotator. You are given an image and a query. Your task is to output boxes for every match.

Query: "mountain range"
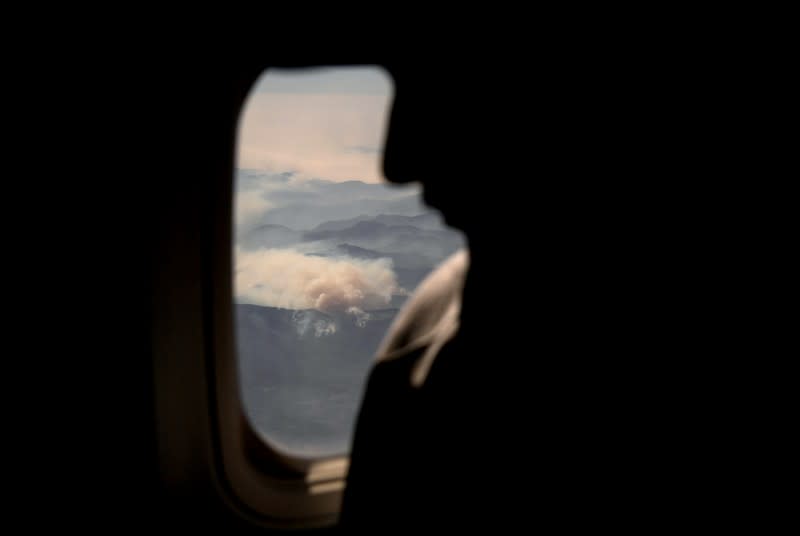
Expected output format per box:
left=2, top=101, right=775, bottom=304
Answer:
left=236, top=303, right=397, bottom=456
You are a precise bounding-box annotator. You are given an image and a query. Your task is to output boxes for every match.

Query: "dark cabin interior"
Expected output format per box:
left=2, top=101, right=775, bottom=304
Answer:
left=9, top=26, right=761, bottom=533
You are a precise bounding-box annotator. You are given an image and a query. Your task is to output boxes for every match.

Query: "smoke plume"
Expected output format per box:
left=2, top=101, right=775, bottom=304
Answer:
left=235, top=248, right=403, bottom=313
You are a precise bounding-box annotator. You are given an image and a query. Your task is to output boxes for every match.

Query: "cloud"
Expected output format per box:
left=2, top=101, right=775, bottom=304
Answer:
left=235, top=248, right=403, bottom=313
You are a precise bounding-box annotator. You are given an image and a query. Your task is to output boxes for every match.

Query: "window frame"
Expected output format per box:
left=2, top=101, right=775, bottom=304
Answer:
left=153, top=62, right=403, bottom=529
left=211, top=240, right=350, bottom=526
left=211, top=63, right=397, bottom=528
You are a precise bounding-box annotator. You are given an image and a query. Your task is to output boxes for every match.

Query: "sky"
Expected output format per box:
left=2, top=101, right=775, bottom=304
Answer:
left=236, top=66, right=394, bottom=183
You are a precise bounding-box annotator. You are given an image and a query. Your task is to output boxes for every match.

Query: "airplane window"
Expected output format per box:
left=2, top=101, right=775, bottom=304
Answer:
left=234, top=66, right=465, bottom=457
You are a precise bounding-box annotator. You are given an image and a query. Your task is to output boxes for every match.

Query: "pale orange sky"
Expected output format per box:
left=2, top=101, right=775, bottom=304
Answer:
left=236, top=67, right=394, bottom=184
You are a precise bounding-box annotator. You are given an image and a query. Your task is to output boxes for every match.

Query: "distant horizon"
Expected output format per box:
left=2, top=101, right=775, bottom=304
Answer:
left=235, top=169, right=391, bottom=188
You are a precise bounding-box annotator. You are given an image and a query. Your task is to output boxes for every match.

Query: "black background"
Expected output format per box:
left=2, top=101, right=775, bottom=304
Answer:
left=6, top=18, right=776, bottom=533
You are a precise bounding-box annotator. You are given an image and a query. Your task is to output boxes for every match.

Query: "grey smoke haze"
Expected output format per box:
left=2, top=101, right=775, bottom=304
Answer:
left=234, top=170, right=427, bottom=232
